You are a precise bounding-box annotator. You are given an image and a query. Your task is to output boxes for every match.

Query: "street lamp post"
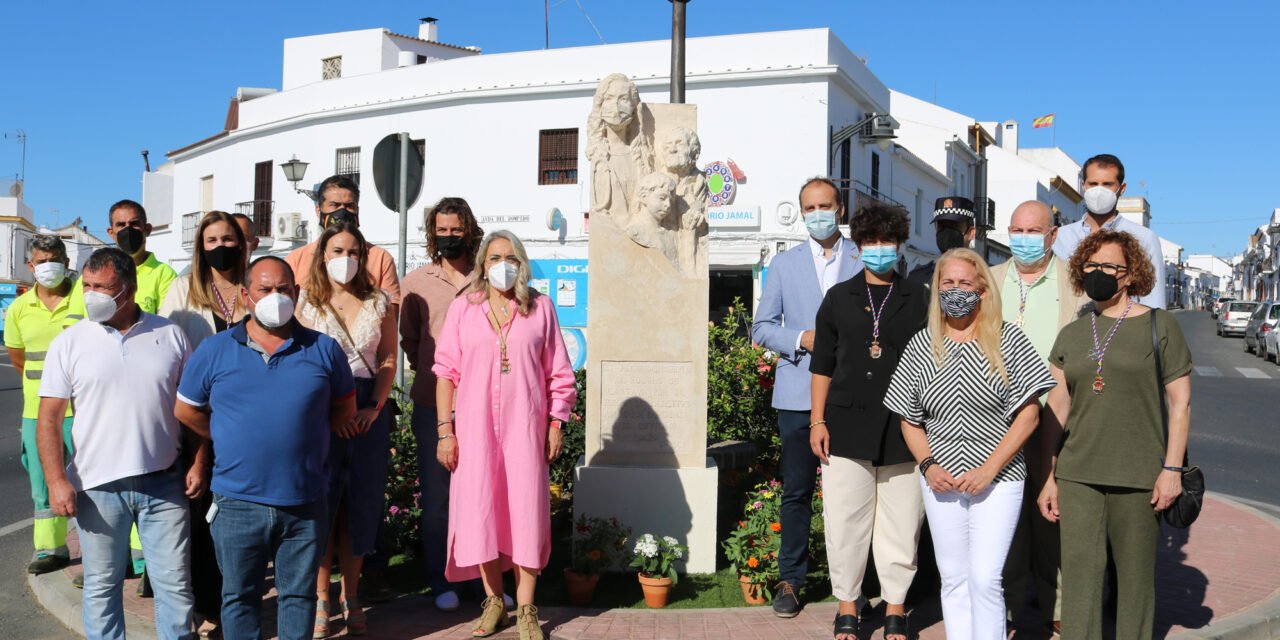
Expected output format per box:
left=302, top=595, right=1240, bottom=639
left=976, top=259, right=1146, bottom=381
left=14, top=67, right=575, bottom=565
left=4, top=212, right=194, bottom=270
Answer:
left=280, top=156, right=316, bottom=201
left=669, top=0, right=689, bottom=104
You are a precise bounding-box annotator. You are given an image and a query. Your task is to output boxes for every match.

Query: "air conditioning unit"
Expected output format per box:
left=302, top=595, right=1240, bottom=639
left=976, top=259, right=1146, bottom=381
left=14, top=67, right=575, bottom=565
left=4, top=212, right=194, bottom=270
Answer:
left=275, top=212, right=306, bottom=241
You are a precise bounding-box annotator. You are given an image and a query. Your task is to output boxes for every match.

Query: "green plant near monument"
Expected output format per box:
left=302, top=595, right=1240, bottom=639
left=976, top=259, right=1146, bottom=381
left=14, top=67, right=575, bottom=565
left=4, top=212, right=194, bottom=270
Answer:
left=706, top=300, right=780, bottom=464
left=722, top=476, right=828, bottom=601
left=630, top=533, right=688, bottom=584
left=549, top=369, right=588, bottom=492
left=383, top=384, right=423, bottom=556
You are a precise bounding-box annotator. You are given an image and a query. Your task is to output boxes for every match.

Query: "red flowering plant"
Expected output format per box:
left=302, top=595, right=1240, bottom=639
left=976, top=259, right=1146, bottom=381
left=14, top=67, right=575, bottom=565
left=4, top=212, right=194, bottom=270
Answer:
left=722, top=480, right=784, bottom=594
left=722, top=476, right=828, bottom=598
left=569, top=514, right=633, bottom=576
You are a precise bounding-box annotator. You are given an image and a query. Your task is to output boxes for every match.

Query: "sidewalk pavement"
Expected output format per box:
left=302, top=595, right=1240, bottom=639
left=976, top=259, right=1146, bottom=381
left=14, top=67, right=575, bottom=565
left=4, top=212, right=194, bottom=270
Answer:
left=28, top=493, right=1280, bottom=639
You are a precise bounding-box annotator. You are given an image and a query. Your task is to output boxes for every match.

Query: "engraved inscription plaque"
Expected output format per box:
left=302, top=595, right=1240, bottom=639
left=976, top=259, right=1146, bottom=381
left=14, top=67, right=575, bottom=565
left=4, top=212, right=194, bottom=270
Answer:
left=597, top=361, right=695, bottom=465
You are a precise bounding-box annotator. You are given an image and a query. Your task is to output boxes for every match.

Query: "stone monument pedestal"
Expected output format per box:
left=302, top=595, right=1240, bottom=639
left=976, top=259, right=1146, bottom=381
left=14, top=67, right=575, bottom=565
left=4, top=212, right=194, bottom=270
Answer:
left=573, top=458, right=719, bottom=574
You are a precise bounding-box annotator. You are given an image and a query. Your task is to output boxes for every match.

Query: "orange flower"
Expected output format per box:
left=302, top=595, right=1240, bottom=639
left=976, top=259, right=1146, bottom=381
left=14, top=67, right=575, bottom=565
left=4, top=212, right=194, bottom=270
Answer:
left=770, top=522, right=781, bottom=533
left=588, top=550, right=602, bottom=561
left=747, top=557, right=759, bottom=568
left=738, top=520, right=745, bottom=528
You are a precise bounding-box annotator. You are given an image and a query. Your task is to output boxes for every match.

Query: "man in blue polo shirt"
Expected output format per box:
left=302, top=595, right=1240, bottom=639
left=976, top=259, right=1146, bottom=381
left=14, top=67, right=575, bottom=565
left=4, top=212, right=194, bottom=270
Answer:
left=174, top=256, right=356, bottom=640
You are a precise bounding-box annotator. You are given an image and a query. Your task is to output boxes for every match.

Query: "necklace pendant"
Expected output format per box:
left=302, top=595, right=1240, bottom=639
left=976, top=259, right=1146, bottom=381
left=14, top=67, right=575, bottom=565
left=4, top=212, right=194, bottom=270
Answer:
left=1015, top=316, right=1024, bottom=328
left=500, top=357, right=511, bottom=374
left=1092, top=376, right=1105, bottom=395
left=869, top=342, right=883, bottom=359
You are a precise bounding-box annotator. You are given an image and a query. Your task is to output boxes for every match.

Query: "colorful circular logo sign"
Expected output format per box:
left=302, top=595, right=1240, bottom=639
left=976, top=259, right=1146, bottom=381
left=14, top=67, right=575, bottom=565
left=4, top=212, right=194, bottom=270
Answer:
left=705, top=161, right=736, bottom=206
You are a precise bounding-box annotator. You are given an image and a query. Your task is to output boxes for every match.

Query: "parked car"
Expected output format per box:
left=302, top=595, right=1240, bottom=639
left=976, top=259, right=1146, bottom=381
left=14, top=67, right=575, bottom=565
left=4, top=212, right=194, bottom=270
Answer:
left=1243, top=302, right=1280, bottom=356
left=1263, top=308, right=1280, bottom=363
left=1213, top=297, right=1236, bottom=319
left=1249, top=300, right=1280, bottom=360
left=1219, top=301, right=1258, bottom=337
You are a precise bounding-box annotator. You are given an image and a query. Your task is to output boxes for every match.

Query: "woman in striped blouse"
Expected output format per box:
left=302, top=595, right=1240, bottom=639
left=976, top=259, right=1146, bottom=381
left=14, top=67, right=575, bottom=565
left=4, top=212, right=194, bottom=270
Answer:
left=883, top=248, right=1054, bottom=639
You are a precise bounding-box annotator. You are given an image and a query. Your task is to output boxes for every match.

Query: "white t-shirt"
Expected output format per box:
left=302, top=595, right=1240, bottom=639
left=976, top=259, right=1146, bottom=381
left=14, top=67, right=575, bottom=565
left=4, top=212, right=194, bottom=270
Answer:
left=39, top=312, right=191, bottom=491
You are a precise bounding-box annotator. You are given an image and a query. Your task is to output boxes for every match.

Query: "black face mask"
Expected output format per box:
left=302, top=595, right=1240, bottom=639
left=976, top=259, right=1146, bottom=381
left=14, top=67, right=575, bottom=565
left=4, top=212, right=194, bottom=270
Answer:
left=935, top=227, right=966, bottom=253
left=324, top=208, right=358, bottom=228
left=116, top=227, right=145, bottom=256
left=204, top=245, right=241, bottom=272
left=1083, top=270, right=1120, bottom=302
left=435, top=235, right=466, bottom=260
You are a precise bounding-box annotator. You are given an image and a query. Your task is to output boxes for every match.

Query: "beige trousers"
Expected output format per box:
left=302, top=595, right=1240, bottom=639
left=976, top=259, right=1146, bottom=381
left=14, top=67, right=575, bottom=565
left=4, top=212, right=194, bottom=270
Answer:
left=821, top=458, right=924, bottom=604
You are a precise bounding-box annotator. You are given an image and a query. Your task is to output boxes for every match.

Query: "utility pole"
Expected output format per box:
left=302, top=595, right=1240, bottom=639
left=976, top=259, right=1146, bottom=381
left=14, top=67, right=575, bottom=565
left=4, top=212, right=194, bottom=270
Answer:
left=669, top=0, right=690, bottom=103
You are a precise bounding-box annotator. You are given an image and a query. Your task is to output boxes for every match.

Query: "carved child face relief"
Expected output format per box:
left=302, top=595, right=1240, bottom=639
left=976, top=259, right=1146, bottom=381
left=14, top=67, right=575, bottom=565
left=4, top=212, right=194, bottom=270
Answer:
left=637, top=174, right=675, bottom=223
left=599, top=78, right=636, bottom=128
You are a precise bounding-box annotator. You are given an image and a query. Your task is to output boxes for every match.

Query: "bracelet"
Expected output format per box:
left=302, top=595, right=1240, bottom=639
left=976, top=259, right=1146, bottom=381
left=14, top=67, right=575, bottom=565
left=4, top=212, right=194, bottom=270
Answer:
left=437, top=434, right=455, bottom=441
left=1162, top=464, right=1188, bottom=473
left=437, top=420, right=452, bottom=426
left=550, top=420, right=563, bottom=430
left=919, top=457, right=937, bottom=474
left=809, top=420, right=827, bottom=428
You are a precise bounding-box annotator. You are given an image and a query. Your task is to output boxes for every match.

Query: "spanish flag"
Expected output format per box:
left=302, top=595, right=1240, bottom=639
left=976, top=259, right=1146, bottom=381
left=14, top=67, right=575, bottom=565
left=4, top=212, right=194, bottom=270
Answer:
left=1033, top=114, right=1055, bottom=129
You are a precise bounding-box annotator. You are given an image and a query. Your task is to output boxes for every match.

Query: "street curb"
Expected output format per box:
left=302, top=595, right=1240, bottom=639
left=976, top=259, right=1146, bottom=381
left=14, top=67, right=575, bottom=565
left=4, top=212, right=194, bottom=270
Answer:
left=27, top=569, right=160, bottom=639
left=1170, top=492, right=1280, bottom=640
left=26, top=570, right=83, bottom=638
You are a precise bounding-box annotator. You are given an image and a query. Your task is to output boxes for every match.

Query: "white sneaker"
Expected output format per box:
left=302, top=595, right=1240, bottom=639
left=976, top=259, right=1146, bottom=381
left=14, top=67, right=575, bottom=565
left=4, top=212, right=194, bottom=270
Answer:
left=503, top=593, right=514, bottom=609
left=434, top=590, right=460, bottom=612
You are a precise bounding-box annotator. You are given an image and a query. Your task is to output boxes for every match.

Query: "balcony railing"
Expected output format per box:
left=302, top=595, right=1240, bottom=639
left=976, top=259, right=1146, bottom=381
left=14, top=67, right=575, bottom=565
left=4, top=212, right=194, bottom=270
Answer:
left=234, top=200, right=274, bottom=239
left=181, top=212, right=201, bottom=247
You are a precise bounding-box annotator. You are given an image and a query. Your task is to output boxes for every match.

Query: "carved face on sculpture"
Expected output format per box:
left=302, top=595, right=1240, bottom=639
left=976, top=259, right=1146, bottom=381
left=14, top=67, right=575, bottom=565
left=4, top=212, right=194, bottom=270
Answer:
left=661, top=127, right=701, bottom=172
left=596, top=76, right=638, bottom=129
left=637, top=173, right=677, bottom=223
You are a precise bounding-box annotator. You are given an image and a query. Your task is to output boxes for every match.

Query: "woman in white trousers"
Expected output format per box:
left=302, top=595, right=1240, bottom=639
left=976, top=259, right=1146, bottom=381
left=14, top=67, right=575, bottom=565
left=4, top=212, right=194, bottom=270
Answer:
left=884, top=250, right=1054, bottom=638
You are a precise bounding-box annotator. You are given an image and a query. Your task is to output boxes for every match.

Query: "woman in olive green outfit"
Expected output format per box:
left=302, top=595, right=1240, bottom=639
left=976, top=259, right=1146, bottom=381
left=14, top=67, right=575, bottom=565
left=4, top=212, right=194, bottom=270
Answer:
left=1038, top=230, right=1192, bottom=639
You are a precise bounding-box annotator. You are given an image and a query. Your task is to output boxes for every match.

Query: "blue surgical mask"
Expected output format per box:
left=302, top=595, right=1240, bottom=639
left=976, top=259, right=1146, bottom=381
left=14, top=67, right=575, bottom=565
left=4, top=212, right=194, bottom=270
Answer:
left=1009, top=233, right=1047, bottom=265
left=803, top=209, right=838, bottom=240
left=861, top=245, right=898, bottom=274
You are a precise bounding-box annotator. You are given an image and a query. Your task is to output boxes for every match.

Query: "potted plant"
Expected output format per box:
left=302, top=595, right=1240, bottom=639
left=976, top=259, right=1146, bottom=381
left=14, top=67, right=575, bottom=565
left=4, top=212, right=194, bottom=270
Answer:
left=722, top=480, right=783, bottom=604
left=564, top=514, right=631, bottom=606
left=629, top=533, right=687, bottom=608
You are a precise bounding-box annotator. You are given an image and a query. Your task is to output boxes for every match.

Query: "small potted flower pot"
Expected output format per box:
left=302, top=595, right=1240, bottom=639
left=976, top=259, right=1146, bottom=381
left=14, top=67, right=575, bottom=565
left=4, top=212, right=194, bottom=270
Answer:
left=637, top=573, right=673, bottom=609
left=563, top=568, right=600, bottom=606
left=738, top=575, right=767, bottom=605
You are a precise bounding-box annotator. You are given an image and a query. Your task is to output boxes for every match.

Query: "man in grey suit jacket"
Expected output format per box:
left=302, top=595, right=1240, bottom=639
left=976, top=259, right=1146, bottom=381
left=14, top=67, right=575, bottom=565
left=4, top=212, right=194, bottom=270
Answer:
left=751, top=177, right=862, bottom=617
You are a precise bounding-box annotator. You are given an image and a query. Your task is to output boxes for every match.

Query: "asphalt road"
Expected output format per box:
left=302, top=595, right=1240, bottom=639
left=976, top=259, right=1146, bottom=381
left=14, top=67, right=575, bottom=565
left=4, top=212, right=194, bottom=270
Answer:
left=0, top=352, right=75, bottom=637
left=1175, top=310, right=1280, bottom=520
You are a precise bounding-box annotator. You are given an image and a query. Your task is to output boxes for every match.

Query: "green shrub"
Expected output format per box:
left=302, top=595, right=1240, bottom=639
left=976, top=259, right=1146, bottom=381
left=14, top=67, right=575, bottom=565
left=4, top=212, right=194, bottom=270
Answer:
left=707, top=300, right=779, bottom=464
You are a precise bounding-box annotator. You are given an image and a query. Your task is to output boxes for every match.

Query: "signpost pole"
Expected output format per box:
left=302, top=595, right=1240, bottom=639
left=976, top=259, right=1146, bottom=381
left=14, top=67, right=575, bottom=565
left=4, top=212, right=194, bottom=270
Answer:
left=396, top=132, right=410, bottom=390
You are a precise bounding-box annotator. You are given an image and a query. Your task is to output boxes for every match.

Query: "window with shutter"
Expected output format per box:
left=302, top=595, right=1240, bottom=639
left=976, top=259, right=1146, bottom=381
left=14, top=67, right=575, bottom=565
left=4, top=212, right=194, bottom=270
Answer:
left=538, top=128, right=579, bottom=185
left=335, top=147, right=361, bottom=186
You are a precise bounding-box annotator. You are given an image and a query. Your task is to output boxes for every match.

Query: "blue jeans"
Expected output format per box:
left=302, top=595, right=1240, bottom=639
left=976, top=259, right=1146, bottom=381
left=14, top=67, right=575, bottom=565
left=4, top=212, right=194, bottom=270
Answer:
left=76, top=467, right=193, bottom=640
left=778, top=409, right=819, bottom=588
left=210, top=494, right=326, bottom=640
left=411, top=404, right=454, bottom=593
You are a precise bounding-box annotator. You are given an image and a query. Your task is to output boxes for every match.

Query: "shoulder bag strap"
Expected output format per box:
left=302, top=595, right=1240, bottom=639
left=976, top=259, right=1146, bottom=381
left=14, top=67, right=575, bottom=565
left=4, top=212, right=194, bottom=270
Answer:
left=1151, top=310, right=1187, bottom=466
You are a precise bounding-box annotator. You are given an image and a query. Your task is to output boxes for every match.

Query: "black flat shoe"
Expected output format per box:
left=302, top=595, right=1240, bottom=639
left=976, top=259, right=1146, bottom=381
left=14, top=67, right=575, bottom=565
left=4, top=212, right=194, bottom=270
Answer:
left=884, top=613, right=908, bottom=640
left=771, top=581, right=800, bottom=618
left=833, top=613, right=858, bottom=639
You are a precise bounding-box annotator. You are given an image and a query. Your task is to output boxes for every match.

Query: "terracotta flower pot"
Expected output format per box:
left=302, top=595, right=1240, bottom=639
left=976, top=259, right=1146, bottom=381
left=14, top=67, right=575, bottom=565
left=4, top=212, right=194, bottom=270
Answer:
left=563, top=568, right=600, bottom=606
left=738, top=575, right=767, bottom=605
left=637, top=573, right=673, bottom=609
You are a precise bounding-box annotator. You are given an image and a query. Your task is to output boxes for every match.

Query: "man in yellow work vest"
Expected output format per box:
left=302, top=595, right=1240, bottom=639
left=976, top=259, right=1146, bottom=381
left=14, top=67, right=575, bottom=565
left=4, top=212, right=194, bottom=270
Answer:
left=4, top=235, right=81, bottom=574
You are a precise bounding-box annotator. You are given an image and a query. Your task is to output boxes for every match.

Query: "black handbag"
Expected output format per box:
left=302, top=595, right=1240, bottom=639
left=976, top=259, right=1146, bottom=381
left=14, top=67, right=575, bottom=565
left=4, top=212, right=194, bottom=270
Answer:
left=1151, top=310, right=1204, bottom=528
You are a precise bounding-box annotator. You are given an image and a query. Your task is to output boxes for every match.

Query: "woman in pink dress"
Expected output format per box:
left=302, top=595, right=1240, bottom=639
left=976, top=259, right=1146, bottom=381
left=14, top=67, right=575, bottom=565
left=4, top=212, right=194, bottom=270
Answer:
left=432, top=230, right=576, bottom=640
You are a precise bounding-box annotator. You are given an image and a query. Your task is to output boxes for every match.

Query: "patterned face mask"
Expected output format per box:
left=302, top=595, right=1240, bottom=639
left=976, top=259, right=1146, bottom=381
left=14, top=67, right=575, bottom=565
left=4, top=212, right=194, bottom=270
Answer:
left=939, top=287, right=982, bottom=318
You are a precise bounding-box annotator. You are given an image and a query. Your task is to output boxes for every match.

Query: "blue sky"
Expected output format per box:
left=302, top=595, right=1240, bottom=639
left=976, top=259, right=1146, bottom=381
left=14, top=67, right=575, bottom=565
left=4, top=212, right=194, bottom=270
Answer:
left=2, top=1, right=1276, bottom=257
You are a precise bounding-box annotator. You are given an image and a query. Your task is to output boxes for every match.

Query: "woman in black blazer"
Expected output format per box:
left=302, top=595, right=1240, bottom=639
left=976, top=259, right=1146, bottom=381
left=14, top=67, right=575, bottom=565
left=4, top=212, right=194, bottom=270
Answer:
left=809, top=203, right=929, bottom=640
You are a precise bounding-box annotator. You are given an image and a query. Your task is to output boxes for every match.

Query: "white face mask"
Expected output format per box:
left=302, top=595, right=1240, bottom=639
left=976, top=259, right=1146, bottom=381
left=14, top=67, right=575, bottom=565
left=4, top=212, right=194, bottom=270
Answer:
left=33, top=262, right=67, bottom=288
left=84, top=289, right=127, bottom=324
left=326, top=256, right=358, bottom=285
left=1083, top=186, right=1119, bottom=215
left=488, top=262, right=519, bottom=292
left=251, top=292, right=295, bottom=329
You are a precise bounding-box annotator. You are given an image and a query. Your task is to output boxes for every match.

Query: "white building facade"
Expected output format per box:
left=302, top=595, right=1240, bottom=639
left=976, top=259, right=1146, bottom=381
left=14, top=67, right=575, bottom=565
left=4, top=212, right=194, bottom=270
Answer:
left=147, top=26, right=966, bottom=341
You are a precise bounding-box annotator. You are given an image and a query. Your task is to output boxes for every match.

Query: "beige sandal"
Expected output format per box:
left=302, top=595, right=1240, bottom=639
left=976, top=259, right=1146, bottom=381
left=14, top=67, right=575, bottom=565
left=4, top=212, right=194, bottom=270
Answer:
left=471, top=595, right=509, bottom=638
left=516, top=604, right=543, bottom=640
